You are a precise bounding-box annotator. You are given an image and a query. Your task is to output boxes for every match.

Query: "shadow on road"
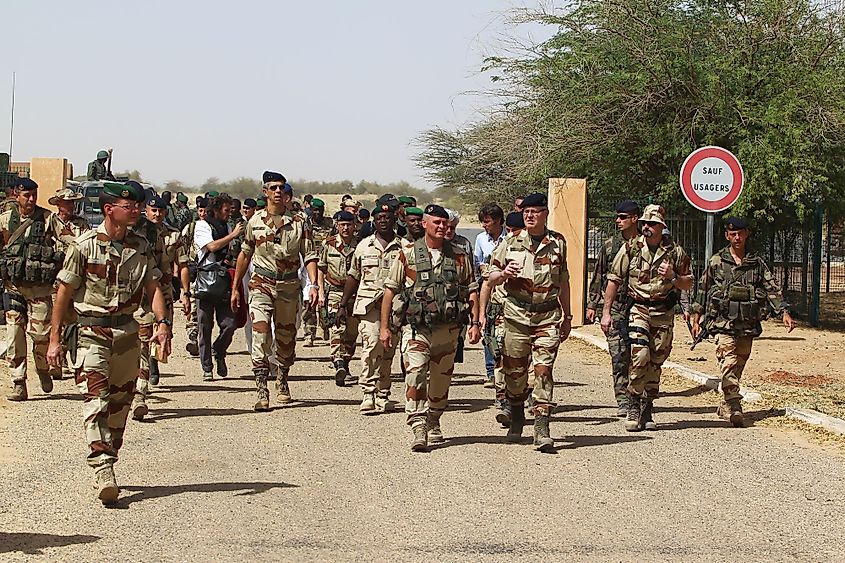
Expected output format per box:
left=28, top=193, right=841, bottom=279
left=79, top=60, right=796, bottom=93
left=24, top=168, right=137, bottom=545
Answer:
left=117, top=481, right=298, bottom=507
left=0, top=532, right=99, bottom=555
left=148, top=407, right=256, bottom=421
left=661, top=386, right=712, bottom=398
left=274, top=398, right=363, bottom=410
left=157, top=383, right=252, bottom=394
left=430, top=433, right=652, bottom=451
left=28, top=393, right=81, bottom=402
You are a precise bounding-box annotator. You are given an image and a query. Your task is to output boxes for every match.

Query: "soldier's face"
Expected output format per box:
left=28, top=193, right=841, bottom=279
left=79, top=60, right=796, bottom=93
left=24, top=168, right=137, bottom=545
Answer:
left=445, top=220, right=458, bottom=241
left=373, top=212, right=395, bottom=235
left=56, top=200, right=75, bottom=218
left=243, top=207, right=255, bottom=220
left=641, top=221, right=664, bottom=240
left=16, top=189, right=37, bottom=214
left=423, top=215, right=448, bottom=239
left=264, top=182, right=285, bottom=204
left=615, top=213, right=638, bottom=232
left=337, top=221, right=355, bottom=238
left=406, top=215, right=422, bottom=235
left=146, top=205, right=165, bottom=224
left=725, top=228, right=749, bottom=249
left=312, top=207, right=324, bottom=221
left=522, top=206, right=547, bottom=230
left=107, top=199, right=142, bottom=226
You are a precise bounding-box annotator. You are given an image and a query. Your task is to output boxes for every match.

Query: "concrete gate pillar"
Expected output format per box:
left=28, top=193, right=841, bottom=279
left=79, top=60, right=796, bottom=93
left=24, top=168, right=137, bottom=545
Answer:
left=547, top=178, right=587, bottom=327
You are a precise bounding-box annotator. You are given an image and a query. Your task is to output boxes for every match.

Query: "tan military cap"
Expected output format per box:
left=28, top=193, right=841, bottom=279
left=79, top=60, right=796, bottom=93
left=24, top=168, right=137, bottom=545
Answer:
left=48, top=188, right=83, bottom=205
left=639, top=204, right=667, bottom=226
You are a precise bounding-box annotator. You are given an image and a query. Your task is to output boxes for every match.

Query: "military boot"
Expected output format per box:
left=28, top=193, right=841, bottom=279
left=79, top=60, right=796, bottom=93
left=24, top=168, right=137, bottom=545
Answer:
left=533, top=413, right=555, bottom=453
left=186, top=334, right=199, bottom=357
left=360, top=393, right=376, bottom=415
left=254, top=371, right=270, bottom=412
left=640, top=398, right=657, bottom=431
left=37, top=371, right=53, bottom=393
left=343, top=360, right=357, bottom=386
left=7, top=382, right=27, bottom=401
left=94, top=465, right=119, bottom=505
left=427, top=411, right=445, bottom=444
left=727, top=398, right=745, bottom=428
left=333, top=359, right=348, bottom=387
left=506, top=402, right=525, bottom=443
left=374, top=395, right=392, bottom=414
left=410, top=422, right=428, bottom=452
left=496, top=400, right=512, bottom=427
left=51, top=367, right=63, bottom=381
left=131, top=395, right=149, bottom=421
left=624, top=395, right=642, bottom=432
left=276, top=369, right=291, bottom=403
left=149, top=357, right=160, bottom=386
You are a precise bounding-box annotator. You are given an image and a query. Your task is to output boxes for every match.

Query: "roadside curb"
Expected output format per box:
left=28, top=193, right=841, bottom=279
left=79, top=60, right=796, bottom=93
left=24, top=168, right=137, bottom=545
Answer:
left=570, top=329, right=845, bottom=436
left=569, top=329, right=764, bottom=402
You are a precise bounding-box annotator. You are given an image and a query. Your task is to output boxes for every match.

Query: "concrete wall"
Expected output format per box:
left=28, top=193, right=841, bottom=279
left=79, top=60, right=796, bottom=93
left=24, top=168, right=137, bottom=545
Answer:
left=548, top=178, right=587, bottom=327
left=29, top=158, right=68, bottom=212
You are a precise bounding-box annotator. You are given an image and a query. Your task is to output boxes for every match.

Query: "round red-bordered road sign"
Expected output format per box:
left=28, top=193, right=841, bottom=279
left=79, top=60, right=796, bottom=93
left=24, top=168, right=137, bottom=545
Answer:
left=679, top=146, right=744, bottom=213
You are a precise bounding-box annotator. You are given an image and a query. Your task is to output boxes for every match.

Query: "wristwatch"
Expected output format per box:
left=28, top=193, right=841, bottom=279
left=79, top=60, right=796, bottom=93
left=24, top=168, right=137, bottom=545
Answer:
left=183, top=290, right=192, bottom=298
left=155, top=318, right=173, bottom=328
left=471, top=320, right=482, bottom=328
left=563, top=314, right=573, bottom=321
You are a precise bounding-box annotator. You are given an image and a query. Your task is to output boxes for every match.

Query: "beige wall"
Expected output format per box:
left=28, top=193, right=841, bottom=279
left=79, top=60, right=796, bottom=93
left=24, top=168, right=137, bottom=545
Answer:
left=29, top=158, right=68, bottom=212
left=547, top=178, right=587, bottom=327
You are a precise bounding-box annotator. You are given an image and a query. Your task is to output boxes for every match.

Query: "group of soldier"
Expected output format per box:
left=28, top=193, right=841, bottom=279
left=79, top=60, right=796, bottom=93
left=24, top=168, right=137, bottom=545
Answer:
left=1, top=153, right=797, bottom=505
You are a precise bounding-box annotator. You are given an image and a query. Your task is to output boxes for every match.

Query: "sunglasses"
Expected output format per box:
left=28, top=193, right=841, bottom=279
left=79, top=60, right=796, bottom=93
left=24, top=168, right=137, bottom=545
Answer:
left=616, top=214, right=632, bottom=220
left=642, top=221, right=662, bottom=227
left=265, top=185, right=286, bottom=192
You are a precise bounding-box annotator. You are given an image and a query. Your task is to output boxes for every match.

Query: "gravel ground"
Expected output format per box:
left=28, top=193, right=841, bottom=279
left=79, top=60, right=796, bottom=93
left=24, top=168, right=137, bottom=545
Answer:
left=1, top=321, right=843, bottom=562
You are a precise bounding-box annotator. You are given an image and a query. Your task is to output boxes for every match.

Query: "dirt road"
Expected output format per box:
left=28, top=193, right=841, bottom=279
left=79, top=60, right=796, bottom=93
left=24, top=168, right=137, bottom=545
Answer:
left=1, top=323, right=843, bottom=561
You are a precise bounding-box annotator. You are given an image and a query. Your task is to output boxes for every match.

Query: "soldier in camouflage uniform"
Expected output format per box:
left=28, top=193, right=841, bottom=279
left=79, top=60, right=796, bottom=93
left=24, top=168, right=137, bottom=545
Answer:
left=86, top=149, right=116, bottom=181
left=232, top=172, right=317, bottom=412
left=402, top=206, right=424, bottom=242
left=602, top=204, right=693, bottom=432
left=382, top=204, right=480, bottom=452
left=586, top=200, right=640, bottom=416
left=47, top=181, right=171, bottom=505
left=302, top=198, right=333, bottom=346
left=691, top=217, right=795, bottom=427
left=173, top=193, right=193, bottom=231
left=488, top=193, right=572, bottom=453
left=0, top=178, right=68, bottom=400
left=130, top=194, right=190, bottom=421
left=318, top=211, right=359, bottom=386
left=337, top=202, right=403, bottom=416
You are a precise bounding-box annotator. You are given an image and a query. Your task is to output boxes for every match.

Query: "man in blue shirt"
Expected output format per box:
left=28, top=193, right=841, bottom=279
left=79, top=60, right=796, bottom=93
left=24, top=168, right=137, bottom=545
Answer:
left=473, top=203, right=506, bottom=387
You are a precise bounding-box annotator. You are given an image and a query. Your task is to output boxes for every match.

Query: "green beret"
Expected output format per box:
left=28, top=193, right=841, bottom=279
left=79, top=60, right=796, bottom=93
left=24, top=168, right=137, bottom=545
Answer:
left=206, top=190, right=220, bottom=198
left=256, top=197, right=267, bottom=209
left=176, top=193, right=188, bottom=204
left=103, top=181, right=144, bottom=202
left=310, top=198, right=325, bottom=209
left=405, top=206, right=423, bottom=217
left=398, top=196, right=415, bottom=205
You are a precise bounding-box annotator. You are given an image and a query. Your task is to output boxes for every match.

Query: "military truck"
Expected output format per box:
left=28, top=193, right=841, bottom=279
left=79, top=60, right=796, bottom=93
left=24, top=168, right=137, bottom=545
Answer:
left=72, top=180, right=156, bottom=228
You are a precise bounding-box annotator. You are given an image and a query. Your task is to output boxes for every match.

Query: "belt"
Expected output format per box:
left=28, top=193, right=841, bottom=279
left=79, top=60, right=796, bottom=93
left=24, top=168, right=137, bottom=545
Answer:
left=254, top=266, right=299, bottom=281
left=77, top=314, right=134, bottom=328
left=506, top=296, right=560, bottom=313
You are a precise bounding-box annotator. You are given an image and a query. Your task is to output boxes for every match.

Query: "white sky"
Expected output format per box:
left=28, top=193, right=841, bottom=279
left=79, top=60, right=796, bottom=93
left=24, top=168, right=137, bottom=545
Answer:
left=2, top=1, right=554, bottom=189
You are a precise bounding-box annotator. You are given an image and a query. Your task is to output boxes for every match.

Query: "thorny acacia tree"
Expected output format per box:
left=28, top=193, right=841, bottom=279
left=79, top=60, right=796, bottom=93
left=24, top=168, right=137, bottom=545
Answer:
left=416, top=0, right=845, bottom=225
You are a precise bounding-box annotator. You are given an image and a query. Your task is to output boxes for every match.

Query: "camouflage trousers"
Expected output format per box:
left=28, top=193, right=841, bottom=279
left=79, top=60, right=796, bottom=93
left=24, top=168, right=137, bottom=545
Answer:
left=357, top=308, right=396, bottom=397
left=501, top=319, right=559, bottom=416
left=5, top=286, right=54, bottom=383
left=74, top=325, right=140, bottom=468
left=134, top=289, right=174, bottom=400
left=606, top=317, right=631, bottom=407
left=249, top=279, right=301, bottom=373
left=302, top=306, right=319, bottom=339
left=185, top=281, right=198, bottom=345
left=715, top=333, right=754, bottom=402
left=402, top=323, right=460, bottom=427
left=627, top=304, right=673, bottom=398
left=326, top=290, right=358, bottom=362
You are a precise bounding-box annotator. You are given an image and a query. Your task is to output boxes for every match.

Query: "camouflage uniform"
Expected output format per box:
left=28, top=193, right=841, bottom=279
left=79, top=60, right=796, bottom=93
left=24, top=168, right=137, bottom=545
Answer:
left=691, top=246, right=788, bottom=404
left=348, top=233, right=403, bottom=410
left=181, top=220, right=199, bottom=354
left=131, top=218, right=187, bottom=416
left=587, top=234, right=631, bottom=410
left=480, top=261, right=508, bottom=403
left=318, top=234, right=358, bottom=369
left=0, top=205, right=64, bottom=390
left=385, top=238, right=476, bottom=439
left=242, top=209, right=315, bottom=402
left=303, top=215, right=333, bottom=343
left=607, top=234, right=691, bottom=399
left=57, top=223, right=161, bottom=468
left=86, top=160, right=114, bottom=182
left=488, top=229, right=569, bottom=416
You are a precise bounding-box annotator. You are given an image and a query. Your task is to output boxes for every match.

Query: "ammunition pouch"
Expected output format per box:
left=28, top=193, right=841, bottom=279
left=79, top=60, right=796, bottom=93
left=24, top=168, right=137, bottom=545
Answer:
left=403, top=239, right=469, bottom=329
left=4, top=291, right=27, bottom=314
left=63, top=323, right=79, bottom=365
left=727, top=300, right=761, bottom=323
left=1, top=208, right=61, bottom=285
left=727, top=284, right=753, bottom=302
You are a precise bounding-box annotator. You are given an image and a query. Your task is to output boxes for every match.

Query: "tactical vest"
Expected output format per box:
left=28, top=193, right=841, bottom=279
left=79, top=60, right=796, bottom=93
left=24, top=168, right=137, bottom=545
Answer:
left=403, top=239, right=469, bottom=328
left=707, top=253, right=763, bottom=324
left=1, top=207, right=63, bottom=285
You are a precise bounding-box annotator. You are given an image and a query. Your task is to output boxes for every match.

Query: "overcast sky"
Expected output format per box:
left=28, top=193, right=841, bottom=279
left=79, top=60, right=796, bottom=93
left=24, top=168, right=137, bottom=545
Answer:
left=2, top=1, right=552, bottom=189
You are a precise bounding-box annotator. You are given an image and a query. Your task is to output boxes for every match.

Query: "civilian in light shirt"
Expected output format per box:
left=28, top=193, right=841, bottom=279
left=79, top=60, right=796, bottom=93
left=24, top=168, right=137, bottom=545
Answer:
left=473, top=203, right=505, bottom=385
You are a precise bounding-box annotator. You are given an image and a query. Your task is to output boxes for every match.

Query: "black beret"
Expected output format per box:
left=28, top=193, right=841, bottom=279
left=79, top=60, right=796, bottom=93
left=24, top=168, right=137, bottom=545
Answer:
left=358, top=208, right=370, bottom=219
left=520, top=192, right=548, bottom=208
left=197, top=197, right=209, bottom=209
left=103, top=181, right=145, bottom=202
left=615, top=200, right=641, bottom=215
left=243, top=198, right=257, bottom=208
left=336, top=210, right=356, bottom=222
left=724, top=216, right=749, bottom=230
left=262, top=171, right=286, bottom=184
left=13, top=177, right=38, bottom=190
left=146, top=195, right=167, bottom=209
left=424, top=204, right=449, bottom=219
left=377, top=193, right=396, bottom=204
left=505, top=211, right=525, bottom=229
left=283, top=182, right=293, bottom=195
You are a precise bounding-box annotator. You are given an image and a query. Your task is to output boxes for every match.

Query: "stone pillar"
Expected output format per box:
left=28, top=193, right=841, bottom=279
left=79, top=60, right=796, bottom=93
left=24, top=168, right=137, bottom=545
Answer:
left=547, top=178, right=587, bottom=327
left=29, top=157, right=68, bottom=212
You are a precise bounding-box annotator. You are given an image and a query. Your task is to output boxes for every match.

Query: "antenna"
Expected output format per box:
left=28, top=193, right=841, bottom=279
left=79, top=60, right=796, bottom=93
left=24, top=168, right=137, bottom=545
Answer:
left=9, top=72, right=15, bottom=157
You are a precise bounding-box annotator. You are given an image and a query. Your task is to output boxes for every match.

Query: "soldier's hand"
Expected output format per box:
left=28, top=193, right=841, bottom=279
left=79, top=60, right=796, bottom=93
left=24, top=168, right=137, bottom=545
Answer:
left=230, top=289, right=241, bottom=312
left=231, top=222, right=244, bottom=237
left=559, top=317, right=571, bottom=341
left=600, top=312, right=612, bottom=335
left=468, top=325, right=481, bottom=344
left=691, top=322, right=701, bottom=339
left=658, top=259, right=675, bottom=280
left=379, top=326, right=392, bottom=350
left=502, top=260, right=522, bottom=279
left=783, top=312, right=796, bottom=333
left=308, top=287, right=319, bottom=310
left=586, top=308, right=596, bottom=324
left=181, top=294, right=191, bottom=316
left=317, top=291, right=326, bottom=309
left=479, top=316, right=488, bottom=333
left=154, top=325, right=172, bottom=358
left=47, top=340, right=64, bottom=369
left=336, top=305, right=347, bottom=327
